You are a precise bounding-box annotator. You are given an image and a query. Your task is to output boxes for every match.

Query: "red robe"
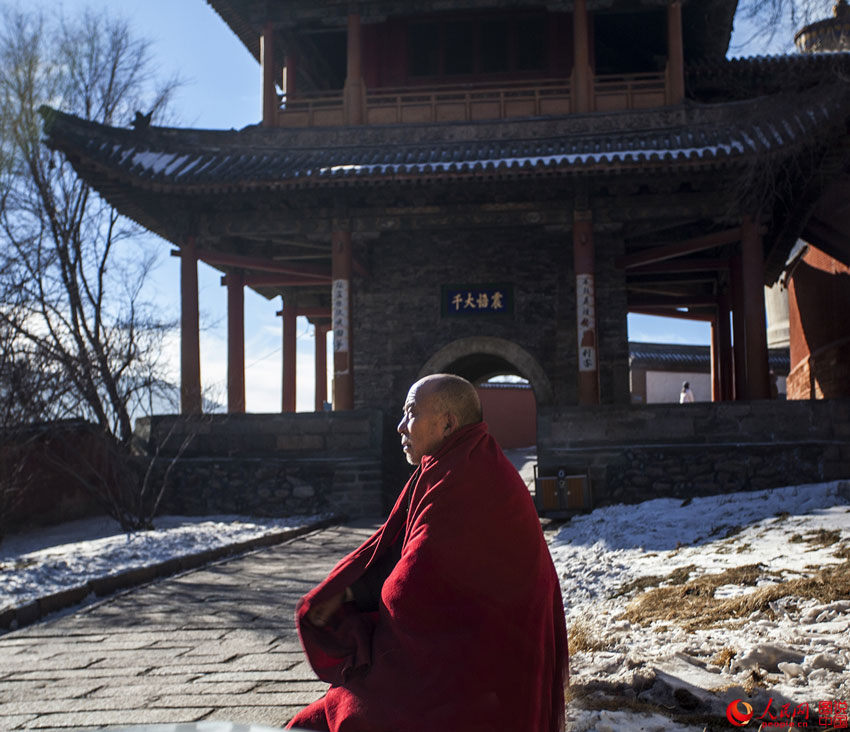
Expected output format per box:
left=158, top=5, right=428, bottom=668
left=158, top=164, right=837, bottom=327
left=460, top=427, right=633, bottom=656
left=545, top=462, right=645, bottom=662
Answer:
left=288, top=421, right=569, bottom=732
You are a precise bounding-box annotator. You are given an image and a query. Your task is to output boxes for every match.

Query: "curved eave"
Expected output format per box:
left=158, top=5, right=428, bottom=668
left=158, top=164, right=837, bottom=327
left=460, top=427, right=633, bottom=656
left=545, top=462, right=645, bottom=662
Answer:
left=56, top=150, right=758, bottom=199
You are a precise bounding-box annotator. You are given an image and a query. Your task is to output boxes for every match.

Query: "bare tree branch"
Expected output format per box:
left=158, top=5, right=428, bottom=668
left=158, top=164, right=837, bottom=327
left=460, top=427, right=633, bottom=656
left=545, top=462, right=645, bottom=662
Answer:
left=0, top=5, right=184, bottom=531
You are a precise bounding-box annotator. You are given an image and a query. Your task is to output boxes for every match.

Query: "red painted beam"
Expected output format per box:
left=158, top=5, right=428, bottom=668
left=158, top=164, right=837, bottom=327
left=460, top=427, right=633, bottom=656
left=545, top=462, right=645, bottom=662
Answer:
left=221, top=273, right=330, bottom=288
left=171, top=248, right=331, bottom=280
left=628, top=294, right=719, bottom=309
left=274, top=307, right=332, bottom=319
left=628, top=258, right=729, bottom=275
left=298, top=307, right=331, bottom=318
left=629, top=307, right=716, bottom=322
left=618, top=228, right=741, bottom=269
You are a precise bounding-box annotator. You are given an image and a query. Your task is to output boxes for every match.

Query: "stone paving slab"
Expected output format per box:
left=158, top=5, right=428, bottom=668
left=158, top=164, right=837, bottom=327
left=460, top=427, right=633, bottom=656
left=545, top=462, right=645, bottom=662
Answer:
left=0, top=520, right=377, bottom=731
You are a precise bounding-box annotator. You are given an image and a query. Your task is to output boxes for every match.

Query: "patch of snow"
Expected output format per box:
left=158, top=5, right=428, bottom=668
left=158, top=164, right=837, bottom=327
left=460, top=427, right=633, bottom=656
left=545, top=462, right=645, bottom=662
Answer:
left=551, top=480, right=850, bottom=728
left=1, top=480, right=848, bottom=729
left=0, top=513, right=327, bottom=610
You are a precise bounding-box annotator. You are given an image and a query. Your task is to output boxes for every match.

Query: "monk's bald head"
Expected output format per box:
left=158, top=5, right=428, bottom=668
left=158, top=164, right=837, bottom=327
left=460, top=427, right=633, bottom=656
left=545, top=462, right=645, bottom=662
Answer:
left=397, top=374, right=483, bottom=464
left=414, top=374, right=482, bottom=428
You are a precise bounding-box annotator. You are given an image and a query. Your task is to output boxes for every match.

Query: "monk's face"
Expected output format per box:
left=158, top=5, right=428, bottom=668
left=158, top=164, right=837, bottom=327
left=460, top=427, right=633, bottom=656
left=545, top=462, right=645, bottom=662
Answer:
left=397, top=380, right=450, bottom=465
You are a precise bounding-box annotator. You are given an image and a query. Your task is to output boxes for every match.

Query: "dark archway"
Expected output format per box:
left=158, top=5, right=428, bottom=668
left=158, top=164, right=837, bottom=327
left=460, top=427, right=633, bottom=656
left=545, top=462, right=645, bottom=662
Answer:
left=417, top=336, right=553, bottom=405
left=417, top=337, right=549, bottom=458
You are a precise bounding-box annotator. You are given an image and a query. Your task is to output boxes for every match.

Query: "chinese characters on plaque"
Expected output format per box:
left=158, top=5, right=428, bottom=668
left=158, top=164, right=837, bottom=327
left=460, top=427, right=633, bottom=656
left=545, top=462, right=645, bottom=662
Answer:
left=576, top=273, right=597, bottom=372
left=332, top=279, right=349, bottom=352
left=442, top=285, right=513, bottom=317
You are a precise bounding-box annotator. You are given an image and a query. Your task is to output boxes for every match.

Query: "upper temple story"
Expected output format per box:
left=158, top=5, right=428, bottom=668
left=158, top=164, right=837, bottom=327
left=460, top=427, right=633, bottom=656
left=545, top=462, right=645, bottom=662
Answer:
left=206, top=0, right=739, bottom=127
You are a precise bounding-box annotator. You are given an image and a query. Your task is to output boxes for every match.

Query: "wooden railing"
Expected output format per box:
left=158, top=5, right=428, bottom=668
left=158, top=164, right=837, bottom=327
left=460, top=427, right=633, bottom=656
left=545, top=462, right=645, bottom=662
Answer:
left=278, top=90, right=346, bottom=127
left=277, top=72, right=667, bottom=127
left=364, top=79, right=572, bottom=124
left=593, top=72, right=667, bottom=112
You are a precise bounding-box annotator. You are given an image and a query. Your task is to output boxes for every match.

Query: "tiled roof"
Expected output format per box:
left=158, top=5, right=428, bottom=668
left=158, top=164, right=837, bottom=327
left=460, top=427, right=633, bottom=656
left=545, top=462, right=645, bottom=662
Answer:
left=39, top=84, right=850, bottom=193
left=692, top=51, right=850, bottom=76
left=630, top=342, right=790, bottom=374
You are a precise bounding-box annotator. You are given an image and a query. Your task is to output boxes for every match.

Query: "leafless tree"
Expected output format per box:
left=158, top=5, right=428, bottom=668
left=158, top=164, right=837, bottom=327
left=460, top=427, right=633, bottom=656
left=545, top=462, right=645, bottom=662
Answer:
left=733, top=0, right=835, bottom=53
left=0, top=5, right=183, bottom=531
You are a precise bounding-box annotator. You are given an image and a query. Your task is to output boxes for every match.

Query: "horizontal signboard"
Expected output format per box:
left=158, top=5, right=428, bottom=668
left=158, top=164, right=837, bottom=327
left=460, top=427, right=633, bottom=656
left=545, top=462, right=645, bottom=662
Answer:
left=442, top=284, right=514, bottom=317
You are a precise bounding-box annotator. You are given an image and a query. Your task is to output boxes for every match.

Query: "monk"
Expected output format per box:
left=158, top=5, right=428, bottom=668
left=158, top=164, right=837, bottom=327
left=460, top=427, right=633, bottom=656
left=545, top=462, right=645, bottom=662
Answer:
left=287, top=373, right=569, bottom=732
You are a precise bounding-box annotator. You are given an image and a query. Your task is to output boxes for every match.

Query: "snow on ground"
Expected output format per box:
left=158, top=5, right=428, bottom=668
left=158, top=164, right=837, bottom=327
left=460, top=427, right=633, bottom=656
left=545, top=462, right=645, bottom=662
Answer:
left=0, top=482, right=848, bottom=731
left=0, top=513, right=328, bottom=610
left=552, top=480, right=850, bottom=731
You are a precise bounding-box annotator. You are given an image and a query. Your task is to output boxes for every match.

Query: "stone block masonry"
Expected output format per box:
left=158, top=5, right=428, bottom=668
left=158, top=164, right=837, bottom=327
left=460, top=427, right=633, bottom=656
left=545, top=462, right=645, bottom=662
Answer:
left=134, top=411, right=383, bottom=518
left=537, top=397, right=850, bottom=506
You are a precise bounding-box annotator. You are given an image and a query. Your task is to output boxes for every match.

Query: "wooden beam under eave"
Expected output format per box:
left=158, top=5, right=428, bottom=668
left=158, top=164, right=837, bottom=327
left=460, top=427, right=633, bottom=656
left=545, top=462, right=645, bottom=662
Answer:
left=618, top=228, right=742, bottom=269
left=628, top=294, right=719, bottom=309
left=198, top=249, right=331, bottom=280
left=628, top=258, right=730, bottom=275
left=298, top=307, right=331, bottom=318
left=629, top=307, right=716, bottom=323
left=222, top=273, right=330, bottom=288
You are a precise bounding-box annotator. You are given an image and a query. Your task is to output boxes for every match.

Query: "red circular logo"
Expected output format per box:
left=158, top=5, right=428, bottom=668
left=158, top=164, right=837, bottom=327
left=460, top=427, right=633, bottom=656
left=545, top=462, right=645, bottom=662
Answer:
left=726, top=699, right=754, bottom=726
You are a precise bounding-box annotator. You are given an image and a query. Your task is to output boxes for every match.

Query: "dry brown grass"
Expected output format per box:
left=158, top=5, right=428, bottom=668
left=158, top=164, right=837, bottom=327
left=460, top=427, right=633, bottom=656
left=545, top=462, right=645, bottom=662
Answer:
left=834, top=542, right=850, bottom=560
left=621, top=561, right=850, bottom=631
left=789, top=529, right=842, bottom=548
left=710, top=646, right=736, bottom=668
left=566, top=679, right=735, bottom=731
left=568, top=616, right=611, bottom=653
left=611, top=564, right=696, bottom=598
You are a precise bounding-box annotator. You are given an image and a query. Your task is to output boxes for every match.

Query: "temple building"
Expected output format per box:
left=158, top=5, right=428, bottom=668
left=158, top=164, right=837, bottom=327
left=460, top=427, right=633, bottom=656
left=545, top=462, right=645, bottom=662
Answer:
left=39, top=0, right=850, bottom=512
left=785, top=0, right=850, bottom=399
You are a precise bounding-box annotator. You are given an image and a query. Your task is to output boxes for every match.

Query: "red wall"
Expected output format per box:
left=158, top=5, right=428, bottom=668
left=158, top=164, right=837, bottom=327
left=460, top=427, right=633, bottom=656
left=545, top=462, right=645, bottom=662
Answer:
left=476, top=385, right=537, bottom=449
left=787, top=245, right=850, bottom=399
left=1, top=423, right=116, bottom=531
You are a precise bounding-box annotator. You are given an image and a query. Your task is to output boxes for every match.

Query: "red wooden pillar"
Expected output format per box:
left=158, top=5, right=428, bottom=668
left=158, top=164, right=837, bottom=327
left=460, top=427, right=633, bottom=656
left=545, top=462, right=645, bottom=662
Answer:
left=332, top=229, right=354, bottom=410
left=730, top=254, right=747, bottom=399
left=180, top=237, right=202, bottom=414
left=281, top=296, right=297, bottom=412
left=344, top=14, right=364, bottom=125
left=710, top=314, right=720, bottom=402
left=718, top=290, right=734, bottom=401
left=314, top=323, right=330, bottom=412
left=226, top=269, right=245, bottom=413
left=285, top=52, right=297, bottom=101
left=666, top=0, right=685, bottom=105
left=572, top=0, right=592, bottom=113
left=574, top=208, right=600, bottom=404
left=742, top=215, right=771, bottom=399
left=261, top=22, right=277, bottom=127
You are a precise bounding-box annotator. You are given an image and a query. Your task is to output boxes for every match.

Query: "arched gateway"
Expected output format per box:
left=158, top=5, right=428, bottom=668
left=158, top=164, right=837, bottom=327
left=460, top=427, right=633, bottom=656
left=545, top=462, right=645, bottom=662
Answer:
left=418, top=337, right=553, bottom=406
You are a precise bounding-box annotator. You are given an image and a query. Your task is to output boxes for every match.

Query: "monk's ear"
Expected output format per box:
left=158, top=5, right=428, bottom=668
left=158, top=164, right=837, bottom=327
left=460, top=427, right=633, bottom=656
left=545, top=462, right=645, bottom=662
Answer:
left=443, top=412, right=459, bottom=435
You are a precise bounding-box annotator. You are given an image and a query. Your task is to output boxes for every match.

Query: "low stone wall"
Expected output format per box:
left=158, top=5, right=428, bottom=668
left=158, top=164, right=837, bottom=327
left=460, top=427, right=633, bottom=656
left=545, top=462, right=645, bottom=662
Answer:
left=134, top=410, right=384, bottom=518
left=537, top=398, right=850, bottom=506
left=0, top=420, right=116, bottom=532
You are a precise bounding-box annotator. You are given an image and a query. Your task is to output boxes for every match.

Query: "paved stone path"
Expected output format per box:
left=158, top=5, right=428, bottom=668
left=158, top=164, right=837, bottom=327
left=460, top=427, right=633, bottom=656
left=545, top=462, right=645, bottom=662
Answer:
left=0, top=520, right=378, bottom=731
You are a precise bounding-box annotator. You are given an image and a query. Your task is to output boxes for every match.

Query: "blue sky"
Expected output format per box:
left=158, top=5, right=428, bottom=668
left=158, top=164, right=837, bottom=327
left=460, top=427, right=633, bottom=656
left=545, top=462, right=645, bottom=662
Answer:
left=23, top=0, right=796, bottom=412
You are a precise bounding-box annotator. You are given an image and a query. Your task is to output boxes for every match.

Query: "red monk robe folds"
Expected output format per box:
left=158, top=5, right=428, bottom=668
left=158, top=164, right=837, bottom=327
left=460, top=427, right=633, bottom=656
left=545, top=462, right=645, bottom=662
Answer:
left=288, top=420, right=569, bottom=732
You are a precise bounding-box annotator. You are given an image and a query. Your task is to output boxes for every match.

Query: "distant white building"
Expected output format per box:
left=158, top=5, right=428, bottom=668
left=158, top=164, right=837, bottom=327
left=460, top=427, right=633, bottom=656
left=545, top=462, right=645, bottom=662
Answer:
left=629, top=342, right=789, bottom=404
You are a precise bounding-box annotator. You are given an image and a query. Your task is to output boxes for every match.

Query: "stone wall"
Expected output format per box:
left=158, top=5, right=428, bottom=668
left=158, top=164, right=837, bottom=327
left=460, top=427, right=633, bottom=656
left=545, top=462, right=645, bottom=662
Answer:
left=352, top=225, right=629, bottom=416
left=134, top=411, right=383, bottom=518
left=537, top=398, right=850, bottom=506
left=351, top=223, right=631, bottom=499
left=0, top=421, right=116, bottom=531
